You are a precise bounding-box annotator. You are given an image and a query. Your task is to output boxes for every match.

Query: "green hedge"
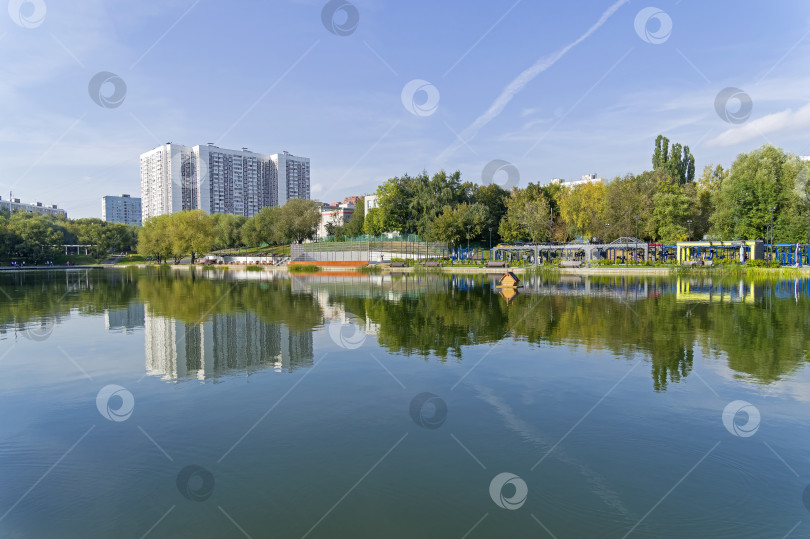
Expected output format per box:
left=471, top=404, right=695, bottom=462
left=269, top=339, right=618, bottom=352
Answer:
left=288, top=264, right=320, bottom=273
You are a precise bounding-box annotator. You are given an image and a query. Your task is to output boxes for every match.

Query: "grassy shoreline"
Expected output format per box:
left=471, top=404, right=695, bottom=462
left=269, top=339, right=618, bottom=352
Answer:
left=80, top=262, right=810, bottom=278
left=4, top=264, right=809, bottom=281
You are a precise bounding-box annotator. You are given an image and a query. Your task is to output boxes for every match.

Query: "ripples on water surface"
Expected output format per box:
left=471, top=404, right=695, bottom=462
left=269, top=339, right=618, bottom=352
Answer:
left=0, top=267, right=809, bottom=538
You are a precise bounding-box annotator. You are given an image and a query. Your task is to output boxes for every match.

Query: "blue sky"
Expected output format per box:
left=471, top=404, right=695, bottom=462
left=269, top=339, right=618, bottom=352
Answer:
left=1, top=0, right=810, bottom=218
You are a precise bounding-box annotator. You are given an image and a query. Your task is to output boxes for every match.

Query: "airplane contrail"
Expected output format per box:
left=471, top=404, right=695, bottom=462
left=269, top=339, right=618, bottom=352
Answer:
left=438, top=0, right=629, bottom=161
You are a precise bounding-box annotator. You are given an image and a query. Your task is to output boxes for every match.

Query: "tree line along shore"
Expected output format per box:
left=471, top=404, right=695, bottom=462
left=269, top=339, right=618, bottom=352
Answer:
left=2, top=137, right=808, bottom=266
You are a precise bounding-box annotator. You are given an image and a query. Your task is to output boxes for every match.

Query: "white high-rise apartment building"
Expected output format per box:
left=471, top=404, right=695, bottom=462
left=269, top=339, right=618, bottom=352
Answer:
left=140, top=143, right=310, bottom=221
left=273, top=151, right=311, bottom=203
left=102, top=194, right=142, bottom=226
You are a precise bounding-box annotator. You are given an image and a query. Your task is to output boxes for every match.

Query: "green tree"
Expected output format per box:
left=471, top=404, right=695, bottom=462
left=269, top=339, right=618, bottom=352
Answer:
left=276, top=199, right=320, bottom=243
left=138, top=214, right=174, bottom=264
left=499, top=185, right=552, bottom=243
left=344, top=197, right=365, bottom=238
left=324, top=216, right=346, bottom=241
left=169, top=210, right=214, bottom=264
left=374, top=170, right=466, bottom=237
left=241, top=206, right=278, bottom=247
left=212, top=213, right=247, bottom=250
left=653, top=135, right=695, bottom=185
left=433, top=203, right=489, bottom=248
left=472, top=184, right=509, bottom=243
left=710, top=146, right=807, bottom=241
left=9, top=212, right=63, bottom=263
left=600, top=172, right=664, bottom=241
left=557, top=181, right=607, bottom=240
left=363, top=207, right=385, bottom=236
left=691, top=165, right=725, bottom=240
left=0, top=212, right=15, bottom=260
left=653, top=182, right=693, bottom=243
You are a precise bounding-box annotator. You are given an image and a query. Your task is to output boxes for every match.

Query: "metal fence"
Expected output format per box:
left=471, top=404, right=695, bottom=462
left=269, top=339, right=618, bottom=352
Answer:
left=291, top=236, right=448, bottom=262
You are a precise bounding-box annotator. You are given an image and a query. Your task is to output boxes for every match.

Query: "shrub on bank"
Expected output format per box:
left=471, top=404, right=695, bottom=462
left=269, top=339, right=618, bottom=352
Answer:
left=288, top=264, right=319, bottom=273
left=413, top=265, right=443, bottom=274
left=746, top=259, right=782, bottom=268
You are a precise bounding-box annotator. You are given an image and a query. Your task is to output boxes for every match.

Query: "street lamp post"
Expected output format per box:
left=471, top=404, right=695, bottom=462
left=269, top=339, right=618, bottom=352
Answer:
left=805, top=213, right=810, bottom=242
left=687, top=219, right=693, bottom=241
left=805, top=213, right=810, bottom=265
left=425, top=226, right=430, bottom=262
left=770, top=206, right=777, bottom=261
left=634, top=215, right=640, bottom=240
left=604, top=223, right=610, bottom=242
left=466, top=224, right=471, bottom=253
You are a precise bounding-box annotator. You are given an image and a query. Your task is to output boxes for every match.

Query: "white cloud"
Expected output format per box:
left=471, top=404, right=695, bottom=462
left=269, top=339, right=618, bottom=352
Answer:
left=520, top=107, right=543, bottom=117
left=707, top=102, right=810, bottom=147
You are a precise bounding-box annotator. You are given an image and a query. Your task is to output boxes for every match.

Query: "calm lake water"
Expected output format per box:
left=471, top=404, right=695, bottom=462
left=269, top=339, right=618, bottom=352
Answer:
left=1, top=267, right=809, bottom=538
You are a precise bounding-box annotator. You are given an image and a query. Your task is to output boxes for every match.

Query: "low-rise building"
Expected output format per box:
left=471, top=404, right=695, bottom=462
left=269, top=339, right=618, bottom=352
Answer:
left=343, top=195, right=362, bottom=206
left=318, top=203, right=355, bottom=238
left=0, top=196, right=66, bottom=218
left=364, top=194, right=379, bottom=214
left=550, top=173, right=605, bottom=187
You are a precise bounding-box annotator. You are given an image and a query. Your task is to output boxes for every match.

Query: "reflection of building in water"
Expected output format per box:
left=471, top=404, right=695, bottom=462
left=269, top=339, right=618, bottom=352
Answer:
left=105, top=303, right=145, bottom=333
left=144, top=306, right=313, bottom=381
left=291, top=273, right=447, bottom=300
left=313, top=287, right=379, bottom=336
left=516, top=275, right=673, bottom=300
left=291, top=273, right=449, bottom=336
left=675, top=278, right=759, bottom=304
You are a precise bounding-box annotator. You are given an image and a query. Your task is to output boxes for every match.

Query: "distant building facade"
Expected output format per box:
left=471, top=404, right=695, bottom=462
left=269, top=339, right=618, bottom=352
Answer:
left=318, top=203, right=355, bottom=238
left=140, top=143, right=310, bottom=221
left=102, top=194, right=142, bottom=226
left=0, top=196, right=66, bottom=218
left=273, top=151, right=311, bottom=204
left=550, top=173, right=605, bottom=187
left=364, top=194, right=379, bottom=214
left=342, top=195, right=362, bottom=206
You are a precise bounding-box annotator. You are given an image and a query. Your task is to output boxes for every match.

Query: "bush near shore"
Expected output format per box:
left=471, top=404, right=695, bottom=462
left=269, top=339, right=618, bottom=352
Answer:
left=288, top=264, right=320, bottom=273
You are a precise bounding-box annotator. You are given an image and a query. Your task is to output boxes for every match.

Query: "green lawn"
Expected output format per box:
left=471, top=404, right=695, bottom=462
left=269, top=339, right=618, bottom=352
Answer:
left=115, top=254, right=148, bottom=264
left=62, top=254, right=99, bottom=265
left=211, top=245, right=291, bottom=256
left=2, top=254, right=99, bottom=266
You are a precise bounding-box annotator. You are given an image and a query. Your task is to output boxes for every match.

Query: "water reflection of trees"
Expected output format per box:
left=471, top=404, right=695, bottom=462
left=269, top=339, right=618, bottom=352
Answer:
left=341, top=287, right=509, bottom=359
left=2, top=270, right=809, bottom=390
left=136, top=269, right=323, bottom=330
left=335, top=276, right=810, bottom=390
left=0, top=269, right=139, bottom=330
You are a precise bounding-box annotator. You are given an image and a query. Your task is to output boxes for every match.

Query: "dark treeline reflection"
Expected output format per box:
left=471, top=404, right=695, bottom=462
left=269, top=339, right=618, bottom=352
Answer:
left=301, top=273, right=810, bottom=391
left=136, top=267, right=323, bottom=330
left=0, top=268, right=140, bottom=329
left=1, top=268, right=809, bottom=389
